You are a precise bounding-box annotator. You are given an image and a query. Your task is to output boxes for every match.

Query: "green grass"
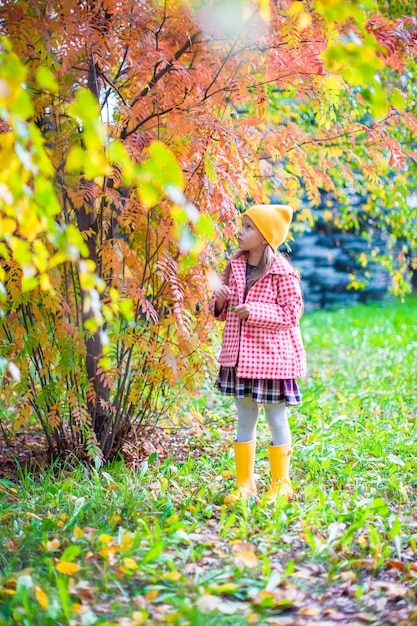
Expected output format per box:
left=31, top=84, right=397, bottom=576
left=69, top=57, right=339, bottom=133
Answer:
left=1, top=296, right=417, bottom=625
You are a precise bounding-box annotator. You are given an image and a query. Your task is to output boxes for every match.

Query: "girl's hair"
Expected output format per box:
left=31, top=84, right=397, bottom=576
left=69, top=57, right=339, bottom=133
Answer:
left=223, top=246, right=278, bottom=291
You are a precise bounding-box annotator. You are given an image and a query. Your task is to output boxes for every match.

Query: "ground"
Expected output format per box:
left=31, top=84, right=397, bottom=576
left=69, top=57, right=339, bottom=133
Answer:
left=1, top=297, right=417, bottom=625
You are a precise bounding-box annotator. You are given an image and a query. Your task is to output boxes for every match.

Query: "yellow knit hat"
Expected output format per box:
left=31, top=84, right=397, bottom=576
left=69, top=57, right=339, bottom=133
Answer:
left=243, top=204, right=293, bottom=249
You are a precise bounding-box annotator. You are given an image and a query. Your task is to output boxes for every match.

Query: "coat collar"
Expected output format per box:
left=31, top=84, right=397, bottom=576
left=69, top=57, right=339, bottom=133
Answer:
left=230, top=254, right=292, bottom=301
left=230, top=254, right=290, bottom=276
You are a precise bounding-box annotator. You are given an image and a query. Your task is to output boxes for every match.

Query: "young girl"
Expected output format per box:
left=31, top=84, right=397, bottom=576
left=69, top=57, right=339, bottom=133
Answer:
left=211, top=204, right=306, bottom=504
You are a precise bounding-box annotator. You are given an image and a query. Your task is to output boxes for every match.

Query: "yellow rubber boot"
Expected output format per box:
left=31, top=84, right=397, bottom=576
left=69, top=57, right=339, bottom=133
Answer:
left=223, top=440, right=257, bottom=504
left=265, top=443, right=293, bottom=502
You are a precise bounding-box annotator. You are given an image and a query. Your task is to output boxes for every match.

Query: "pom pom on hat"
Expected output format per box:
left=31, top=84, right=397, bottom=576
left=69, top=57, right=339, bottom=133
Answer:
left=243, top=204, right=293, bottom=249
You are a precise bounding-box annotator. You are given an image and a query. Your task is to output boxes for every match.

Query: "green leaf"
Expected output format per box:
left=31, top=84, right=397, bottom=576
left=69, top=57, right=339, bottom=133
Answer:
left=36, top=66, right=59, bottom=94
left=61, top=545, right=81, bottom=562
left=142, top=540, right=165, bottom=563
left=390, top=88, right=406, bottom=111
left=142, top=141, right=184, bottom=190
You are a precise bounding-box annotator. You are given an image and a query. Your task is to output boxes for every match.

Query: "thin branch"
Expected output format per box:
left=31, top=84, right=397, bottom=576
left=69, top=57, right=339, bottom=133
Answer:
left=204, top=34, right=241, bottom=100
left=100, top=72, right=127, bottom=107
left=120, top=31, right=202, bottom=139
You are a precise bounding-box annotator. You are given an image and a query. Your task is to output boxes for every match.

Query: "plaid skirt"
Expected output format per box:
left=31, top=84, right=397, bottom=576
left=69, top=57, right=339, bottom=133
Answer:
left=215, top=366, right=302, bottom=406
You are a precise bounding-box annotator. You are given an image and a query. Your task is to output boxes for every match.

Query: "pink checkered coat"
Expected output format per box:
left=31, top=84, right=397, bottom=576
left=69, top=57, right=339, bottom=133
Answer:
left=211, top=255, right=306, bottom=379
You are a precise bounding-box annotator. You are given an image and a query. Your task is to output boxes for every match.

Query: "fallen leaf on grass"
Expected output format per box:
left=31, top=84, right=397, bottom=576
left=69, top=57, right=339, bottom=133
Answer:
left=372, top=581, right=408, bottom=598
left=144, top=589, right=159, bottom=602
left=355, top=612, right=380, bottom=622
left=386, top=560, right=405, bottom=571
left=56, top=561, right=80, bottom=575
left=292, top=565, right=322, bottom=579
left=216, top=600, right=242, bottom=615
left=232, top=542, right=258, bottom=568
left=34, top=585, right=48, bottom=610
left=196, top=594, right=221, bottom=612
left=323, top=608, right=349, bottom=621
left=266, top=618, right=298, bottom=625
left=121, top=532, right=134, bottom=551
left=162, top=571, right=181, bottom=581
left=208, top=583, right=240, bottom=594
left=72, top=526, right=84, bottom=539
left=351, top=559, right=378, bottom=570
left=298, top=605, right=321, bottom=617
left=43, top=538, right=60, bottom=551
left=131, top=611, right=146, bottom=625
left=6, top=539, right=19, bottom=552
left=234, top=550, right=258, bottom=569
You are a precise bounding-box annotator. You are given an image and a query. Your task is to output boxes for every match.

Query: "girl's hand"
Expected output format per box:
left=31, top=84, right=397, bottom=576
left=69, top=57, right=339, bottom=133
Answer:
left=214, top=285, right=230, bottom=315
left=214, top=285, right=230, bottom=307
left=234, top=304, right=250, bottom=320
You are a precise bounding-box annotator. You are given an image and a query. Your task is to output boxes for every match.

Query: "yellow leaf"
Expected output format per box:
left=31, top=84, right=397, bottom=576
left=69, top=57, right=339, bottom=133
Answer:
left=160, top=477, right=168, bottom=490
left=56, top=561, right=80, bottom=575
left=258, top=0, right=271, bottom=21
left=298, top=11, right=312, bottom=30
left=44, top=539, right=60, bottom=551
left=162, top=571, right=181, bottom=581
left=71, top=603, right=83, bottom=615
left=99, top=545, right=119, bottom=559
left=121, top=532, right=134, bottom=552
left=123, top=558, right=138, bottom=571
left=110, top=512, right=121, bottom=525
left=0, top=217, right=16, bottom=235
left=164, top=612, right=183, bottom=623
left=25, top=512, right=42, bottom=521
left=72, top=526, right=84, bottom=539
left=99, top=533, right=113, bottom=545
left=34, top=586, right=48, bottom=610
left=145, top=589, right=159, bottom=602
left=234, top=551, right=258, bottom=569
left=222, top=470, right=233, bottom=479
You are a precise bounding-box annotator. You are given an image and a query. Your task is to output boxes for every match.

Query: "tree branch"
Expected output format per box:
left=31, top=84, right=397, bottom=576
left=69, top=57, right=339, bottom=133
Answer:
left=120, top=31, right=202, bottom=139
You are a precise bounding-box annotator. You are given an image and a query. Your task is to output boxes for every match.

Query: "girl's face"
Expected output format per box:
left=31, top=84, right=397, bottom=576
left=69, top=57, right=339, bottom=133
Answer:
left=237, top=216, right=266, bottom=253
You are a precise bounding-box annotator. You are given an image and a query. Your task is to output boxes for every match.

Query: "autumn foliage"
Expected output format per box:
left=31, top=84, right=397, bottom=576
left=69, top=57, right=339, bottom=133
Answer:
left=0, top=0, right=416, bottom=463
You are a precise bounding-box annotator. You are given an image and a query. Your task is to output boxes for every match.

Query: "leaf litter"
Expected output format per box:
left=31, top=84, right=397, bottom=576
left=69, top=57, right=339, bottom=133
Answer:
left=1, top=299, right=417, bottom=625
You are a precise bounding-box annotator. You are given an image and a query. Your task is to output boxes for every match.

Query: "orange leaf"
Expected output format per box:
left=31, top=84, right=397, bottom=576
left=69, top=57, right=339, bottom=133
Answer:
left=34, top=586, right=49, bottom=610
left=386, top=560, right=405, bottom=571
left=56, top=562, right=80, bottom=575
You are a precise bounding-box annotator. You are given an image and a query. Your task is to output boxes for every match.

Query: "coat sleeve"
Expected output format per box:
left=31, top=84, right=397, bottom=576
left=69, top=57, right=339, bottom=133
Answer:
left=246, top=272, right=303, bottom=330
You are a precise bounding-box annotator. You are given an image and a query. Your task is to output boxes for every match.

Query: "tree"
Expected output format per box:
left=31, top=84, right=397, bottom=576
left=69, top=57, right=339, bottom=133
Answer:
left=0, top=0, right=416, bottom=463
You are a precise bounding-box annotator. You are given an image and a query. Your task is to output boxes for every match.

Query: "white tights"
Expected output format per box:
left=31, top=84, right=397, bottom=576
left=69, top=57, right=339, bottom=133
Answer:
left=234, top=396, right=291, bottom=446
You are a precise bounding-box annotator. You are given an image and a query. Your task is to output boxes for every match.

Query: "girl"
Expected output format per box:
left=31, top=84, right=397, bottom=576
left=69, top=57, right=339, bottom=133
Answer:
left=211, top=204, right=306, bottom=504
